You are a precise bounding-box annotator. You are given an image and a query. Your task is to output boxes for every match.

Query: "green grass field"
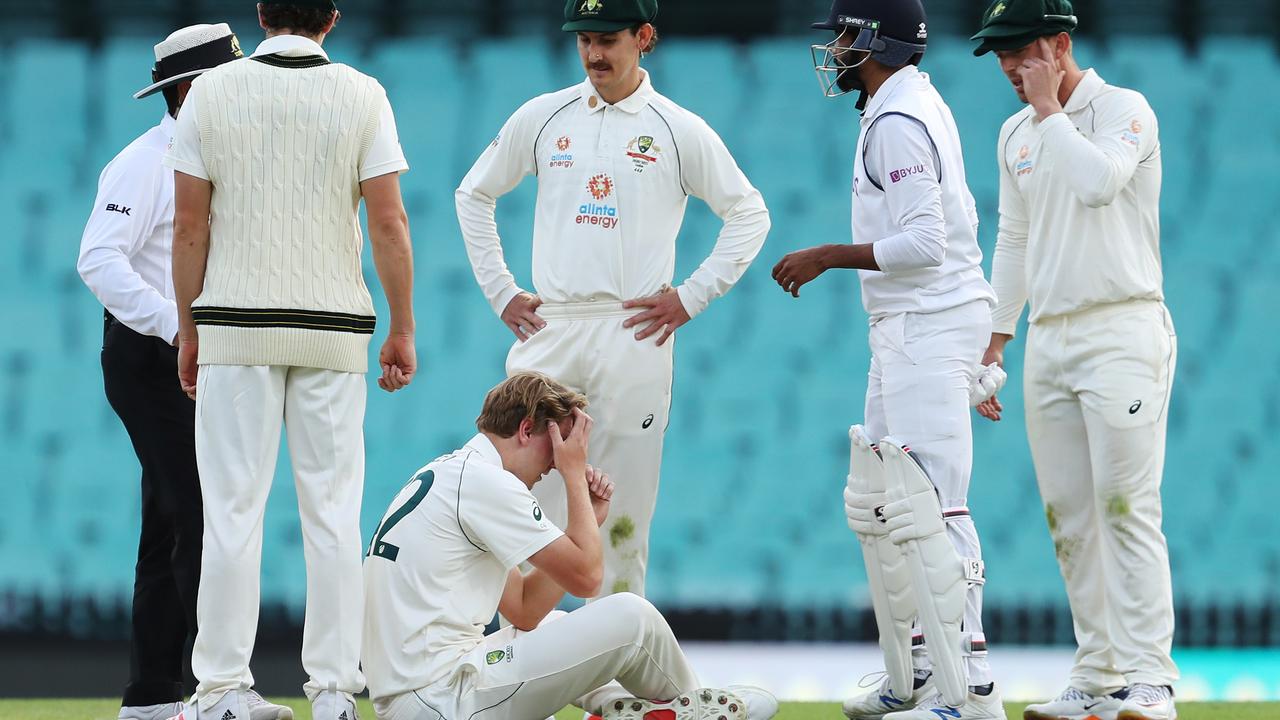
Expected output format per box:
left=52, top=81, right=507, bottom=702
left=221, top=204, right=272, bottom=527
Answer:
left=2, top=699, right=1274, bottom=720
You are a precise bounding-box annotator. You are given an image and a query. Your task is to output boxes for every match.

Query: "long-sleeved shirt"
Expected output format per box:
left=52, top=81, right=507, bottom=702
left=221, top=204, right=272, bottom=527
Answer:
left=78, top=113, right=179, bottom=342
left=991, top=69, right=1164, bottom=336
left=852, top=65, right=995, bottom=319
left=455, top=69, right=770, bottom=319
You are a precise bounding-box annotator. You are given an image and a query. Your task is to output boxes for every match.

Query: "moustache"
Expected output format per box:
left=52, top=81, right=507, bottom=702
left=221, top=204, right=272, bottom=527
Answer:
left=589, top=63, right=612, bottom=72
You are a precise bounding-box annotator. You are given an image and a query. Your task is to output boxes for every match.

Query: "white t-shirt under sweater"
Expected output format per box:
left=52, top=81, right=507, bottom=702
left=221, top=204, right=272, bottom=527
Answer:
left=991, top=69, right=1164, bottom=335
left=851, top=65, right=995, bottom=320
left=362, top=434, right=563, bottom=701
left=165, top=34, right=408, bottom=373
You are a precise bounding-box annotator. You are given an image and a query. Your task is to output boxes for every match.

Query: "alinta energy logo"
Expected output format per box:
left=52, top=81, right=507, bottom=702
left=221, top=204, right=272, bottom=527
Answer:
left=550, top=135, right=574, bottom=169
left=578, top=173, right=619, bottom=229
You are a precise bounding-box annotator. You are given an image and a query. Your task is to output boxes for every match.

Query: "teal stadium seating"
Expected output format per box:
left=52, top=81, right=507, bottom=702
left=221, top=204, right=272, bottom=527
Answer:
left=2, top=36, right=1277, bottom=618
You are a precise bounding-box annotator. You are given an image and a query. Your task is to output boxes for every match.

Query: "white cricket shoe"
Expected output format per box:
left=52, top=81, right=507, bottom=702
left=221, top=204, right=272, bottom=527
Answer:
left=245, top=690, right=294, bottom=720
left=1023, top=686, right=1124, bottom=720
left=310, top=689, right=358, bottom=720
left=882, top=685, right=1004, bottom=720
left=163, top=691, right=250, bottom=720
left=119, top=702, right=184, bottom=720
left=1117, top=684, right=1176, bottom=720
left=842, top=674, right=930, bottom=719
left=601, top=686, right=777, bottom=720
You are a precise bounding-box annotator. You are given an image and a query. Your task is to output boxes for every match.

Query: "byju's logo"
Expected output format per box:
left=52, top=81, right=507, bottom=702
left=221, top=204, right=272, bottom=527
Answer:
left=889, top=165, right=926, bottom=184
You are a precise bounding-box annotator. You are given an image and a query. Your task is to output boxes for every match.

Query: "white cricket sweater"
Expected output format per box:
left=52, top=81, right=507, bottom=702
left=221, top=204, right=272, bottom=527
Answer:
left=166, top=42, right=391, bottom=373
left=991, top=69, right=1164, bottom=336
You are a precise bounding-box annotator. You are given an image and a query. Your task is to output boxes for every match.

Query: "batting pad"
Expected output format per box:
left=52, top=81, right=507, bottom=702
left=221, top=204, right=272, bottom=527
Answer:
left=879, top=437, right=968, bottom=708
left=845, top=425, right=916, bottom=702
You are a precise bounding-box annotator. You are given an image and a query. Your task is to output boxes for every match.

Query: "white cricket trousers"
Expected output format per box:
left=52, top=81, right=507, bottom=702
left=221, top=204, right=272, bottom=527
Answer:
left=373, top=593, right=699, bottom=720
left=863, top=300, right=993, bottom=687
left=507, top=301, right=674, bottom=598
left=1023, top=300, right=1178, bottom=692
left=192, top=364, right=367, bottom=706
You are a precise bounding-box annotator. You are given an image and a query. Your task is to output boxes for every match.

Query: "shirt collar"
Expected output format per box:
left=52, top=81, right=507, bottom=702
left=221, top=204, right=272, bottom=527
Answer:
left=251, top=34, right=330, bottom=60
left=581, top=68, right=655, bottom=115
left=464, top=433, right=504, bottom=469
left=862, top=64, right=920, bottom=121
left=1062, top=68, right=1104, bottom=114
left=160, top=112, right=176, bottom=133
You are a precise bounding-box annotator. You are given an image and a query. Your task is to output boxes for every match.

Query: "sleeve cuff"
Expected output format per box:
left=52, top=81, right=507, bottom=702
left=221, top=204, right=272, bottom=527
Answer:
left=163, top=155, right=209, bottom=181
left=674, top=284, right=705, bottom=319
left=359, top=159, right=410, bottom=183
left=491, top=284, right=525, bottom=317
left=499, top=529, right=564, bottom=570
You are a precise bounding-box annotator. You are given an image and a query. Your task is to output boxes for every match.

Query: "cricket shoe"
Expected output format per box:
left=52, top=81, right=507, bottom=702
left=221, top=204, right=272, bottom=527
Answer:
left=882, top=684, right=1004, bottom=720
left=1116, top=684, right=1176, bottom=720
left=1023, top=686, right=1125, bottom=720
left=310, top=690, right=358, bottom=720
left=163, top=691, right=250, bottom=720
left=842, top=673, right=932, bottom=719
left=119, top=702, right=184, bottom=720
left=601, top=685, right=777, bottom=720
left=245, top=690, right=293, bottom=720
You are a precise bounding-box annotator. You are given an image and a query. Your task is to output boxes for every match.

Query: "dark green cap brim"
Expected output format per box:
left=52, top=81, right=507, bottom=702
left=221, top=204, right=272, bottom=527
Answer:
left=562, top=18, right=639, bottom=32
left=971, top=30, right=1053, bottom=56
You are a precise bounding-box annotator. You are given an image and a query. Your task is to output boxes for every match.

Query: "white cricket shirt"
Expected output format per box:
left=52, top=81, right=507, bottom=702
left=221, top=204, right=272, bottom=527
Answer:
left=991, top=69, right=1164, bottom=335
left=455, top=69, right=770, bottom=319
left=78, top=113, right=179, bottom=342
left=852, top=65, right=995, bottom=319
left=362, top=434, right=563, bottom=701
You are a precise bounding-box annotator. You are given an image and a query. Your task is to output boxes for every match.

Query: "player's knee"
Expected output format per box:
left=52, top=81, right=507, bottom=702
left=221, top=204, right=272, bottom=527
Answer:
left=602, top=591, right=660, bottom=623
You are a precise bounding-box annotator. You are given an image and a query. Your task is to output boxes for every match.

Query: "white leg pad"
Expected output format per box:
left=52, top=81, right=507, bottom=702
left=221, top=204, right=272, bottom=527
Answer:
left=844, top=425, right=915, bottom=702
left=878, top=437, right=968, bottom=708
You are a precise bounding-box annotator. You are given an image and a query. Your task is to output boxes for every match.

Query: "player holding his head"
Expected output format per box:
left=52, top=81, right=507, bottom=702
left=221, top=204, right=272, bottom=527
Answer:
left=772, top=1, right=1005, bottom=718
left=361, top=372, right=777, bottom=720
left=455, top=0, right=770, bottom=602
left=971, top=1, right=1178, bottom=719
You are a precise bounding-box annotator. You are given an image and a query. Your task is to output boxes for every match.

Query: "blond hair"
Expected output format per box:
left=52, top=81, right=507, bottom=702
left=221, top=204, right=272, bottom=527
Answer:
left=476, top=371, right=588, bottom=438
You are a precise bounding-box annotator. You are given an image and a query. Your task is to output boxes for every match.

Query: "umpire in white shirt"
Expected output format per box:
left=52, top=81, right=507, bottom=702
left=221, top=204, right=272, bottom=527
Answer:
left=971, top=1, right=1178, bottom=719
left=74, top=24, right=273, bottom=720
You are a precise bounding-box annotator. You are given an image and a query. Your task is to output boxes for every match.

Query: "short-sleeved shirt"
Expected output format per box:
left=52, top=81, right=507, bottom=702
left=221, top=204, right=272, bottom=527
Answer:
left=362, top=434, right=563, bottom=701
left=166, top=33, right=407, bottom=183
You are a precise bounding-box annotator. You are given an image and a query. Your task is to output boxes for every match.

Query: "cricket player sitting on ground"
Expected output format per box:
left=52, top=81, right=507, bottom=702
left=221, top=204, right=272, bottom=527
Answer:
left=361, top=372, right=777, bottom=720
left=455, top=0, right=770, bottom=601
left=971, top=1, right=1178, bottom=719
left=772, top=1, right=1006, bottom=718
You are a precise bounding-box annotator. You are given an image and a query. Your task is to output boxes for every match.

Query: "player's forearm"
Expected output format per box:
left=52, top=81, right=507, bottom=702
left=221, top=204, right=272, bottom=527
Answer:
left=370, top=214, right=416, bottom=335
left=561, top=474, right=603, bottom=595
left=990, top=228, right=1029, bottom=336
left=518, top=568, right=567, bottom=623
left=1038, top=113, right=1132, bottom=208
left=679, top=197, right=770, bottom=318
left=819, top=243, right=880, bottom=272
left=456, top=189, right=523, bottom=315
left=78, top=247, right=179, bottom=342
left=171, top=216, right=209, bottom=341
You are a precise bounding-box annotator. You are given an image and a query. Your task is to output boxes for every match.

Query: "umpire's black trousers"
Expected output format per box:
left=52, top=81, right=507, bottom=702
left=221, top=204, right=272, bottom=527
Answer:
left=101, top=313, right=202, bottom=707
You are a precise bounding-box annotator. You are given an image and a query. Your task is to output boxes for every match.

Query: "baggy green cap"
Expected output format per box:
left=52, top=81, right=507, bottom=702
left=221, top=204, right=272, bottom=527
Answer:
left=970, top=0, right=1077, bottom=56
left=562, top=0, right=657, bottom=33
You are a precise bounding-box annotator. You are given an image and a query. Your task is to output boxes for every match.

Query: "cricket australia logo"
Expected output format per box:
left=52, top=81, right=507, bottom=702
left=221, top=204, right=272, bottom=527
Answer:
left=486, top=650, right=505, bottom=665
left=578, top=174, right=619, bottom=229
left=550, top=136, right=574, bottom=169
left=579, top=0, right=604, bottom=15
left=625, top=135, right=662, bottom=173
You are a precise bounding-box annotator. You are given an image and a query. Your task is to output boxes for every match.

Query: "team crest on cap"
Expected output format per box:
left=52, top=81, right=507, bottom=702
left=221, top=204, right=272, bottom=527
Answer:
left=579, top=0, right=604, bottom=15
left=990, top=2, right=1007, bottom=19
left=231, top=35, right=243, bottom=57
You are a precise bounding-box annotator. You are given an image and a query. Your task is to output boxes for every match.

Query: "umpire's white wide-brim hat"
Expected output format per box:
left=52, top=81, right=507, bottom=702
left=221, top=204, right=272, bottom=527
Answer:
left=133, top=23, right=243, bottom=99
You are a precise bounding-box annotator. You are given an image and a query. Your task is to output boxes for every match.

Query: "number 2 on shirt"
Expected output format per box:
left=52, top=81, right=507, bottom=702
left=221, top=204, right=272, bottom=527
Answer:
left=367, top=470, right=434, bottom=561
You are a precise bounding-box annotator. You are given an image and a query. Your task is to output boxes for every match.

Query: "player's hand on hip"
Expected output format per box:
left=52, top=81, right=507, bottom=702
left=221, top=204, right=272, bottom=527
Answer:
left=378, top=332, right=416, bottom=393
left=549, top=407, right=593, bottom=481
left=623, top=285, right=690, bottom=346
left=1020, top=37, right=1066, bottom=120
left=586, top=465, right=613, bottom=527
left=772, top=246, right=830, bottom=297
left=177, top=336, right=199, bottom=401
left=502, top=292, right=546, bottom=343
